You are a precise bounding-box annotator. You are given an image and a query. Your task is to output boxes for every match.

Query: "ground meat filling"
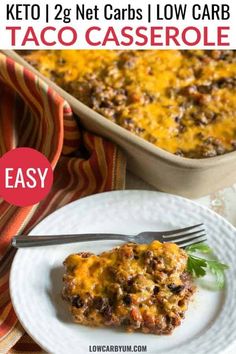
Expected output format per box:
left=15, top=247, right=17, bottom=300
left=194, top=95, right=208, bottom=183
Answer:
left=62, top=241, right=195, bottom=335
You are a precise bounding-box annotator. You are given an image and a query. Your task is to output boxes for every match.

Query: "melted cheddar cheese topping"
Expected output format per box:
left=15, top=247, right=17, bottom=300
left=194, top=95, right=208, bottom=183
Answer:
left=62, top=241, right=195, bottom=334
left=22, top=50, right=236, bottom=158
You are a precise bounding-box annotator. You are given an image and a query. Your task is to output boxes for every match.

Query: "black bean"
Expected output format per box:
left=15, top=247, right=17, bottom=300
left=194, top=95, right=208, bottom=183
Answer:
left=153, top=286, right=160, bottom=295
left=215, top=77, right=236, bottom=89
left=174, top=116, right=181, bottom=123
left=123, top=294, right=132, bottom=306
left=108, top=297, right=115, bottom=306
left=165, top=315, right=171, bottom=324
left=127, top=278, right=134, bottom=286
left=167, top=284, right=185, bottom=294
left=72, top=295, right=84, bottom=308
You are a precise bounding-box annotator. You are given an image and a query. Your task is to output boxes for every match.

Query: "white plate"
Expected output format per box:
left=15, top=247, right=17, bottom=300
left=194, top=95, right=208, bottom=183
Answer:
left=10, top=190, right=236, bottom=354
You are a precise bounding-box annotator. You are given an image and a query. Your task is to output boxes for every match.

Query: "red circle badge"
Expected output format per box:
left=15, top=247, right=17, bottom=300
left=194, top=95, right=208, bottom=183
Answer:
left=0, top=148, right=53, bottom=206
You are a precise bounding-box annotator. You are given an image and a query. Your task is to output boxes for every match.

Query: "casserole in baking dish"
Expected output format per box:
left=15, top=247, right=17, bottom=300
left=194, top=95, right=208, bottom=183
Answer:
left=3, top=50, right=236, bottom=197
left=20, top=50, right=236, bottom=159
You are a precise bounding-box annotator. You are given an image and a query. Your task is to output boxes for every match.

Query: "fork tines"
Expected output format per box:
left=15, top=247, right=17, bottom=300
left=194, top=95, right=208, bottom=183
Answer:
left=162, top=223, right=207, bottom=248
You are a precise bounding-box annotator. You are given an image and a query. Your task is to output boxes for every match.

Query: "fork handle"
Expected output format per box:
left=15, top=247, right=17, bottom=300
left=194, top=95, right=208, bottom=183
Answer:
left=11, top=234, right=132, bottom=248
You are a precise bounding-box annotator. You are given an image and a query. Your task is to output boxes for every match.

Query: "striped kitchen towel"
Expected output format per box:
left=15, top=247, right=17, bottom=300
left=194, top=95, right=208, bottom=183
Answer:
left=0, top=53, right=126, bottom=353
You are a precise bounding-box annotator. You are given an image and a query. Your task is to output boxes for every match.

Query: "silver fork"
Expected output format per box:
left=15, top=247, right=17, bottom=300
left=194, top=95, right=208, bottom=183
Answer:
left=11, top=223, right=206, bottom=248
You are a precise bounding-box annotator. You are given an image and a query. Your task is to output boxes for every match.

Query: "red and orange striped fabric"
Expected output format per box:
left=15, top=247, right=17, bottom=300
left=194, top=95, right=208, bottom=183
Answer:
left=0, top=53, right=126, bottom=353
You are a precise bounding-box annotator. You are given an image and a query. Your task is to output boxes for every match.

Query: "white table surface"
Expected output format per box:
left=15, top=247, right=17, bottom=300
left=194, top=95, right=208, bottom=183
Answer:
left=126, top=171, right=236, bottom=354
left=126, top=171, right=236, bottom=227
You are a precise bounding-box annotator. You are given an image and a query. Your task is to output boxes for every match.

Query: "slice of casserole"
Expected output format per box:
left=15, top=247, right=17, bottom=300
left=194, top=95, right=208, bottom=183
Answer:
left=62, top=241, right=195, bottom=334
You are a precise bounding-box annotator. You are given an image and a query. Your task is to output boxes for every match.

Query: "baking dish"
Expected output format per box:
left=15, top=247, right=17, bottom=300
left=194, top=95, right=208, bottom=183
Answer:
left=2, top=49, right=236, bottom=198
